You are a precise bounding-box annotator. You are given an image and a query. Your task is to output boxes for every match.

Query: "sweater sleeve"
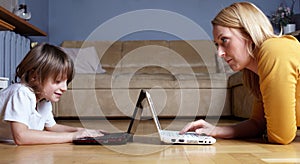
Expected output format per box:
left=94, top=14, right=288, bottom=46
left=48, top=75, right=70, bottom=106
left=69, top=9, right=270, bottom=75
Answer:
left=257, top=36, right=300, bottom=144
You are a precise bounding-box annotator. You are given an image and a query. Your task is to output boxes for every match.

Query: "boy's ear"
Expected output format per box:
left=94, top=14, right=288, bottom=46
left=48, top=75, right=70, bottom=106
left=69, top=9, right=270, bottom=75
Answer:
left=29, top=69, right=38, bottom=82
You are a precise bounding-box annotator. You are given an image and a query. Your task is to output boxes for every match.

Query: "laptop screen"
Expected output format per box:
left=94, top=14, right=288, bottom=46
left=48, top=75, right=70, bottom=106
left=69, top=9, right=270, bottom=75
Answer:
left=144, top=90, right=163, bottom=131
left=127, top=90, right=146, bottom=134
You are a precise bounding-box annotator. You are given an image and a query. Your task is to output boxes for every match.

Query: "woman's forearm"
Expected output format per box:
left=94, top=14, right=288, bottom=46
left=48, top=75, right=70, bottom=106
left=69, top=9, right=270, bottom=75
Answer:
left=214, top=119, right=265, bottom=139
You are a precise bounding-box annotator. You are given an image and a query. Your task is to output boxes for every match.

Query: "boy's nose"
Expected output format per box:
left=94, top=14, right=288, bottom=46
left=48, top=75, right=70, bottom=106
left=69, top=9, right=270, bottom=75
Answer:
left=61, top=81, right=68, bottom=92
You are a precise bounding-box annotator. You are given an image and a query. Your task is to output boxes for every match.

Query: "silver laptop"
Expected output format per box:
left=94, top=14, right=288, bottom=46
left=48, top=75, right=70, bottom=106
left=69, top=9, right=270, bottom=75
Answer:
left=144, top=90, right=216, bottom=145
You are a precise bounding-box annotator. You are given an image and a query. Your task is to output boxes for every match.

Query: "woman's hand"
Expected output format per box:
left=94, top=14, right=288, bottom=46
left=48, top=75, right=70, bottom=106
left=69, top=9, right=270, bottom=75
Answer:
left=179, top=119, right=264, bottom=139
left=179, top=119, right=216, bottom=136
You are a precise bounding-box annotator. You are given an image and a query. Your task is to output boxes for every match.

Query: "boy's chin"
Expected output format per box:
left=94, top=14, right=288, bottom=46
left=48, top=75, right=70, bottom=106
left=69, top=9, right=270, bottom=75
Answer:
left=49, top=98, right=60, bottom=102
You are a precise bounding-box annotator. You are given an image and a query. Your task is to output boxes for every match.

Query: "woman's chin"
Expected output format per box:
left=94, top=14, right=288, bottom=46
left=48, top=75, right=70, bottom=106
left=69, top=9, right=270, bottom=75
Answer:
left=229, top=65, right=242, bottom=72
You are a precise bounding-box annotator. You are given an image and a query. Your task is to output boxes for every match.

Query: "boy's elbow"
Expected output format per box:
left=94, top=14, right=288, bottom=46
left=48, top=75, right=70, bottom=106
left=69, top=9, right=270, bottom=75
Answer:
left=14, top=139, right=25, bottom=145
left=14, top=139, right=25, bottom=146
left=13, top=133, right=31, bottom=145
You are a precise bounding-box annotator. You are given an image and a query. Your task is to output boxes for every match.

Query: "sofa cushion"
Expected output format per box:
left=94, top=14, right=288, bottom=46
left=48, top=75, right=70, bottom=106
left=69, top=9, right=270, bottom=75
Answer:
left=120, top=40, right=219, bottom=75
left=175, top=73, right=228, bottom=89
left=61, top=41, right=123, bottom=74
left=61, top=40, right=221, bottom=75
left=68, top=72, right=228, bottom=90
left=68, top=73, right=177, bottom=89
left=169, top=40, right=218, bottom=73
left=120, top=40, right=171, bottom=74
left=62, top=46, right=106, bottom=74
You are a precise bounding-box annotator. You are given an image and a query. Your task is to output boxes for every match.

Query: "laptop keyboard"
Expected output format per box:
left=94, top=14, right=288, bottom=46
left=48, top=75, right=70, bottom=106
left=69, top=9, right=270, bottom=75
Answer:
left=162, top=130, right=202, bottom=137
left=73, top=133, right=131, bottom=145
left=161, top=130, right=209, bottom=141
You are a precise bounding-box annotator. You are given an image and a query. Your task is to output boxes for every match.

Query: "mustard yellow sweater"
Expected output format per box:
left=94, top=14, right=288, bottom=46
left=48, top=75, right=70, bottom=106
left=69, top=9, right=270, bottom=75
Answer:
left=251, top=35, right=300, bottom=144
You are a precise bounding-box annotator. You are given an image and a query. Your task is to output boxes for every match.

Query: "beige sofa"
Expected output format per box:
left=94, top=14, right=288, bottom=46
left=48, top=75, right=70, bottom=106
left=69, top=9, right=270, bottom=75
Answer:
left=53, top=40, right=246, bottom=118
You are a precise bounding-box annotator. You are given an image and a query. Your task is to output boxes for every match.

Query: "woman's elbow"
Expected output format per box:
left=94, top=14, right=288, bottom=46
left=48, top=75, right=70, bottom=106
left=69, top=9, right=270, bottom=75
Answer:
left=268, top=132, right=296, bottom=145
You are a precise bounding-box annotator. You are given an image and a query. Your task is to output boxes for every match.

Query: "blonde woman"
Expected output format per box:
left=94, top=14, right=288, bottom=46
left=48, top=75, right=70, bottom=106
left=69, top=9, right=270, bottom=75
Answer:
left=180, top=2, right=300, bottom=144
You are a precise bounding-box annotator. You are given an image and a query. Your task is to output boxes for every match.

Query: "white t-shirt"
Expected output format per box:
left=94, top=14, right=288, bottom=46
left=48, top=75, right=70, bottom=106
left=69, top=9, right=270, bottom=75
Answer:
left=0, top=83, right=56, bottom=141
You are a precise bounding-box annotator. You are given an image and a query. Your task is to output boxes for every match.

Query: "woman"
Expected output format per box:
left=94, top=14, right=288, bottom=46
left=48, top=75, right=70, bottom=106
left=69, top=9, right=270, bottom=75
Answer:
left=0, top=43, right=105, bottom=145
left=180, top=2, right=300, bottom=144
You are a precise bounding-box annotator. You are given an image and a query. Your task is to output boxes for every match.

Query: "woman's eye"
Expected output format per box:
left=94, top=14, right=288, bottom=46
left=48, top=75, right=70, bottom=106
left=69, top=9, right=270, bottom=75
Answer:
left=221, top=38, right=228, bottom=43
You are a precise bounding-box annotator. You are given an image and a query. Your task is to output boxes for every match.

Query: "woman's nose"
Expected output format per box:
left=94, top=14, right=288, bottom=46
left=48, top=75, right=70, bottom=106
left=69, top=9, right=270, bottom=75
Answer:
left=217, top=47, right=225, bottom=57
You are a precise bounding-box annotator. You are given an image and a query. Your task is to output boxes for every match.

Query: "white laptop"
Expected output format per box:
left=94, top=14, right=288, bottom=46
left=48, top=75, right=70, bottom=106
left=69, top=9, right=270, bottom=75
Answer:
left=144, top=90, right=216, bottom=145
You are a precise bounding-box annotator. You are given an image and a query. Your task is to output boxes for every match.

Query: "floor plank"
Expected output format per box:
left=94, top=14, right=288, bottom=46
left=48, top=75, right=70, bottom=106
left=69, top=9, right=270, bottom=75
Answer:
left=0, top=119, right=299, bottom=163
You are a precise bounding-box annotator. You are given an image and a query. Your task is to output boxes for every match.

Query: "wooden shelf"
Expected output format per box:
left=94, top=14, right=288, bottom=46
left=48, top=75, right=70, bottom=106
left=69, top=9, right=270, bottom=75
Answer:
left=0, top=19, right=15, bottom=31
left=289, top=30, right=300, bottom=36
left=0, top=6, right=46, bottom=36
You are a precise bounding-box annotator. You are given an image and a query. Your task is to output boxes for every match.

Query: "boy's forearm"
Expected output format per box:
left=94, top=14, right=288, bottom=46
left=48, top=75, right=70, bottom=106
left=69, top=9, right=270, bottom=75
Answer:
left=46, top=124, right=84, bottom=132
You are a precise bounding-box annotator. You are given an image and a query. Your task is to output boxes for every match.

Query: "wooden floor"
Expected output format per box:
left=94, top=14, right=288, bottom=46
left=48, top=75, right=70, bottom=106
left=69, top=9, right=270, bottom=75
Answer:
left=1, top=118, right=300, bottom=164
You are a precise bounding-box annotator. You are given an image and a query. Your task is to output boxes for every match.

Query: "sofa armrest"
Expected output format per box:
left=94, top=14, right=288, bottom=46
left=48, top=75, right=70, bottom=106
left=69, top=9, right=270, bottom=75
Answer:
left=228, top=71, right=243, bottom=88
left=228, top=71, right=253, bottom=118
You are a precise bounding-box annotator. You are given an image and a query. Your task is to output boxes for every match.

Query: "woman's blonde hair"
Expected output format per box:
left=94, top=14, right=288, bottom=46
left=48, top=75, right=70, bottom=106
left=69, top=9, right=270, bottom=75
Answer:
left=211, top=2, right=278, bottom=98
left=15, top=43, right=74, bottom=98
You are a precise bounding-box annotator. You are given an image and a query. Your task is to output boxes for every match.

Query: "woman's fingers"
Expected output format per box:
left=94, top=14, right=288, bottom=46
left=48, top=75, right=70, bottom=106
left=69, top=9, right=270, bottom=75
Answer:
left=179, top=119, right=206, bottom=134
